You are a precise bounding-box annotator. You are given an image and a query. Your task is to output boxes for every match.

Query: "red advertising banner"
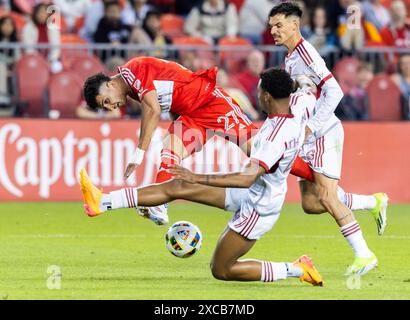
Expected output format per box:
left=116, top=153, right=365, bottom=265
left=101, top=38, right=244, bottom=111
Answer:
left=0, top=119, right=409, bottom=203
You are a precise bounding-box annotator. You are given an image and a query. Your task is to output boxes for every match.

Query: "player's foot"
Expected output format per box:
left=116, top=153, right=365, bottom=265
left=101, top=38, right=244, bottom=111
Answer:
left=346, top=253, right=378, bottom=276
left=369, top=193, right=388, bottom=236
left=137, top=204, right=169, bottom=225
left=79, top=168, right=104, bottom=217
left=294, top=255, right=324, bottom=286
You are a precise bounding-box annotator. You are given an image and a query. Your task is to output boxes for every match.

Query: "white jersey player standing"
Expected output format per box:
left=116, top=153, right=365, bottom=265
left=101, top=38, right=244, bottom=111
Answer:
left=268, top=2, right=387, bottom=275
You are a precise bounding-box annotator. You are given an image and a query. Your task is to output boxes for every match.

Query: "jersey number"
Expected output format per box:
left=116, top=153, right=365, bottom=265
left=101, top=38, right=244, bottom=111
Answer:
left=217, top=111, right=240, bottom=131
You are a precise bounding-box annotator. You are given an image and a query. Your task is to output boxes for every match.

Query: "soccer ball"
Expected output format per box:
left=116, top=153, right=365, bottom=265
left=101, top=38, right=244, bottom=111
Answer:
left=165, top=221, right=202, bottom=258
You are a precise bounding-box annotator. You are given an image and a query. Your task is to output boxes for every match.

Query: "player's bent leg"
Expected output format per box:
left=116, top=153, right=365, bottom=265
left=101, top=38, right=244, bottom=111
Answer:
left=337, top=186, right=388, bottom=236
left=139, top=120, right=207, bottom=225
left=313, top=172, right=377, bottom=275
left=313, top=172, right=355, bottom=226
left=210, top=227, right=323, bottom=286
left=138, top=132, right=190, bottom=225
left=299, top=180, right=327, bottom=214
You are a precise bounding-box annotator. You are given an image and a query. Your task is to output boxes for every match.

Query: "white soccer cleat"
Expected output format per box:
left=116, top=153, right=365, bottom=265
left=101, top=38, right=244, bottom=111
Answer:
left=137, top=204, right=169, bottom=226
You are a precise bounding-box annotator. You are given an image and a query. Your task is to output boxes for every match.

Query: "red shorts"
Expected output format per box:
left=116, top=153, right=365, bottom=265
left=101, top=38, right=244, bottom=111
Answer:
left=168, top=87, right=257, bottom=154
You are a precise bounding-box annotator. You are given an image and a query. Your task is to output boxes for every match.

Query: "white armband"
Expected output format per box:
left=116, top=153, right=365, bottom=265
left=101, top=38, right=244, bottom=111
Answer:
left=129, top=148, right=145, bottom=165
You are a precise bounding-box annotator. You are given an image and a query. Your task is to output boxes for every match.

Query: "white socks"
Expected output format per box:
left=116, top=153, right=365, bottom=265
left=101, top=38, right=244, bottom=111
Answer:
left=340, top=220, right=373, bottom=258
left=100, top=188, right=138, bottom=212
left=260, top=261, right=303, bottom=282
left=337, top=187, right=377, bottom=211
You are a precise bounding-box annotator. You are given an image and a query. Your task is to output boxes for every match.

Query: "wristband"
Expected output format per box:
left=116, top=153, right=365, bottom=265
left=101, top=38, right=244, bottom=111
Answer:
left=130, top=148, right=145, bottom=165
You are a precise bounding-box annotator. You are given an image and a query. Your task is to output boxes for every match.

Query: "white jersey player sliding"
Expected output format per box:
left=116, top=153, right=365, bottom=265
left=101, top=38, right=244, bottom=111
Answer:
left=268, top=2, right=387, bottom=275
left=80, top=68, right=324, bottom=286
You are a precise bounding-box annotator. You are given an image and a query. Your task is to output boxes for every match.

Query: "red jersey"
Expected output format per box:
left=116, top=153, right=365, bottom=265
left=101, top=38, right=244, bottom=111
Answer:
left=118, top=57, right=217, bottom=115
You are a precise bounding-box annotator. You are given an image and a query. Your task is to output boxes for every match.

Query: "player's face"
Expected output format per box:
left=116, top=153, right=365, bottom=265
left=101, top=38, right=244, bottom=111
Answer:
left=257, top=82, right=270, bottom=113
left=269, top=14, right=299, bottom=46
left=97, top=81, right=126, bottom=111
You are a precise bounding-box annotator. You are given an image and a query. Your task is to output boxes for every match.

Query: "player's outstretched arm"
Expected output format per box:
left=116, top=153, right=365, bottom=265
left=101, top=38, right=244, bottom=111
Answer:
left=169, top=162, right=265, bottom=188
left=124, top=90, right=161, bottom=179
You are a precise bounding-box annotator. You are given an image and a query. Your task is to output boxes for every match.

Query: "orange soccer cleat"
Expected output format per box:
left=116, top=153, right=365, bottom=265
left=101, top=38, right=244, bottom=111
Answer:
left=79, top=168, right=104, bottom=217
left=293, top=255, right=324, bottom=286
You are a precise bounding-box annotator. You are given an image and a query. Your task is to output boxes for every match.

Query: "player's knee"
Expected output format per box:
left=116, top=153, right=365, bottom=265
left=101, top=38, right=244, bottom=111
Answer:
left=164, top=179, right=185, bottom=197
left=301, top=195, right=325, bottom=214
left=210, top=261, right=230, bottom=281
left=317, top=186, right=338, bottom=210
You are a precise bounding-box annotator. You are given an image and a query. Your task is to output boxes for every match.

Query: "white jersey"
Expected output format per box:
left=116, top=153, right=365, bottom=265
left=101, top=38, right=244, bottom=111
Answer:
left=285, top=38, right=343, bottom=138
left=247, top=91, right=316, bottom=216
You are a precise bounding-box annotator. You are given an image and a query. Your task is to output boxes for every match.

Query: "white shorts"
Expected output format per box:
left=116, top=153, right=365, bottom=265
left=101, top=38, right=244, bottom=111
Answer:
left=225, top=188, right=279, bottom=240
left=299, top=122, right=344, bottom=180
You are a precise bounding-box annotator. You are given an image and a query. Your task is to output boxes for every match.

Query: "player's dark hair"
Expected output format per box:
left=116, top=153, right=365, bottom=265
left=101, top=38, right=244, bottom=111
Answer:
left=83, top=73, right=111, bottom=111
left=260, top=68, right=294, bottom=99
left=269, top=2, right=303, bottom=19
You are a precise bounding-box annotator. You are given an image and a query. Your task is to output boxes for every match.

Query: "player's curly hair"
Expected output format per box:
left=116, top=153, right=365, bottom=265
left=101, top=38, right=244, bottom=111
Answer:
left=260, top=68, right=294, bottom=99
left=269, top=2, right=303, bottom=18
left=83, top=73, right=111, bottom=111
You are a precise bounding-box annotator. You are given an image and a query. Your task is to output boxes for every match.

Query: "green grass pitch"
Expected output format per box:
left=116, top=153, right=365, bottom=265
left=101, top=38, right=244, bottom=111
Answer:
left=0, top=202, right=409, bottom=300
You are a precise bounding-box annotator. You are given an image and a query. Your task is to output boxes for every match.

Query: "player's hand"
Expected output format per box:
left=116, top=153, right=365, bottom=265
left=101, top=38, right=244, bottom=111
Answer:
left=124, top=163, right=137, bottom=180
left=169, top=165, right=198, bottom=184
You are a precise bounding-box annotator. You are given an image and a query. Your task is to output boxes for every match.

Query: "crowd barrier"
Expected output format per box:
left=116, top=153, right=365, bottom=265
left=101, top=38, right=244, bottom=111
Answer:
left=0, top=119, right=409, bottom=203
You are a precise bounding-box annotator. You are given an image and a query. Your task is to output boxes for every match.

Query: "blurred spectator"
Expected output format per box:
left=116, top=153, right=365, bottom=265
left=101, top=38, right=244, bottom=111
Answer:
left=238, top=0, right=276, bottom=45
left=53, top=0, right=91, bottom=32
left=22, top=3, right=62, bottom=72
left=336, top=62, right=374, bottom=120
left=81, top=0, right=112, bottom=42
left=0, top=15, right=19, bottom=110
left=175, top=0, right=202, bottom=16
left=121, top=0, right=152, bottom=27
left=380, top=0, right=410, bottom=47
left=142, top=10, right=171, bottom=58
left=362, top=0, right=391, bottom=31
left=391, top=54, right=410, bottom=119
left=148, top=0, right=175, bottom=14
left=336, top=0, right=366, bottom=51
left=233, top=49, right=265, bottom=107
left=127, top=25, right=151, bottom=57
left=0, top=15, right=20, bottom=66
left=216, top=68, right=259, bottom=120
left=76, top=100, right=122, bottom=118
left=94, top=1, right=131, bottom=60
left=301, top=6, right=338, bottom=55
left=184, top=0, right=239, bottom=43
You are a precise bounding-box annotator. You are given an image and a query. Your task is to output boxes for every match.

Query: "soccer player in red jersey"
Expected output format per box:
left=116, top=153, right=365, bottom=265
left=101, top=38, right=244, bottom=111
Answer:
left=83, top=56, right=260, bottom=225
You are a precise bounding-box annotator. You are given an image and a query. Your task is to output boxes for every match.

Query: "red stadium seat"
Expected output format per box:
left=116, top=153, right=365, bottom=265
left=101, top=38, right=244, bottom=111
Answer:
left=160, top=14, right=185, bottom=39
left=70, top=55, right=106, bottom=82
left=333, top=57, right=361, bottom=94
left=367, top=74, right=402, bottom=121
left=60, top=34, right=89, bottom=70
left=218, top=37, right=253, bottom=73
left=14, top=53, right=50, bottom=116
left=47, top=71, right=83, bottom=118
